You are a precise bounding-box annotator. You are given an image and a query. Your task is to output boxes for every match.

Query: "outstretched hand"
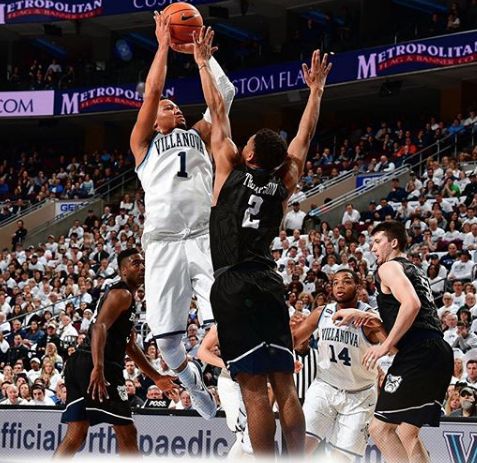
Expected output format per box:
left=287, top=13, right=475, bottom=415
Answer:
left=154, top=10, right=171, bottom=49
left=192, top=26, right=218, bottom=67
left=302, top=49, right=332, bottom=95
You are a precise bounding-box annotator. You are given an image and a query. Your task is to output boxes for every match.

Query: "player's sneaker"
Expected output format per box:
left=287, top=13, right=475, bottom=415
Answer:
left=188, top=361, right=217, bottom=420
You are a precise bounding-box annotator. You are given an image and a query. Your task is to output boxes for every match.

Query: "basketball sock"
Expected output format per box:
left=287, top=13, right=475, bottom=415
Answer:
left=176, top=363, right=199, bottom=390
left=155, top=333, right=186, bottom=370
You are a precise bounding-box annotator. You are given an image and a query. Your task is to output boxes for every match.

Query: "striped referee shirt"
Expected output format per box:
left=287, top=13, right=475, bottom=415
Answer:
left=293, top=348, right=319, bottom=402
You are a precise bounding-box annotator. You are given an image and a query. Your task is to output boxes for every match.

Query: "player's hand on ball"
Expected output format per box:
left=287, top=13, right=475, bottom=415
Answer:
left=302, top=49, right=332, bottom=95
left=87, top=366, right=110, bottom=402
left=155, top=374, right=177, bottom=392
left=170, top=42, right=194, bottom=54
left=154, top=10, right=171, bottom=48
left=192, top=26, right=218, bottom=67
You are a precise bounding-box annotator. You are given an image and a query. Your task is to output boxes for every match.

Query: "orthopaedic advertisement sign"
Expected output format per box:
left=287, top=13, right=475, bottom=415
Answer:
left=0, top=90, right=54, bottom=117
left=1, top=31, right=476, bottom=117
left=0, top=409, right=475, bottom=462
left=0, top=0, right=222, bottom=24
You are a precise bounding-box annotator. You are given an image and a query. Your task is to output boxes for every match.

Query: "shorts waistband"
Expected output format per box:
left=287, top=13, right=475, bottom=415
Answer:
left=214, top=262, right=273, bottom=278
left=143, top=228, right=208, bottom=244
left=321, top=380, right=375, bottom=394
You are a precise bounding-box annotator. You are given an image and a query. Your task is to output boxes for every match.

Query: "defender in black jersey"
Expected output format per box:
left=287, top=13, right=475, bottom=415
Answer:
left=55, top=249, right=175, bottom=457
left=356, top=222, right=453, bottom=463
left=193, top=27, right=331, bottom=455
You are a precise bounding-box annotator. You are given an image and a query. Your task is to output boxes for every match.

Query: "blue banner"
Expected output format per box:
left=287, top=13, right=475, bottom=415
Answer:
left=0, top=0, right=221, bottom=24
left=356, top=174, right=383, bottom=189
left=5, top=30, right=477, bottom=117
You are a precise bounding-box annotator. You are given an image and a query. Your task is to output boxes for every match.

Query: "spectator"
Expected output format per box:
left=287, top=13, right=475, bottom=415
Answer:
left=441, top=243, right=460, bottom=270
left=283, top=202, right=306, bottom=235
left=463, top=224, right=477, bottom=250
left=387, top=178, right=407, bottom=202
left=449, top=387, right=476, bottom=417
left=31, top=384, right=55, bottom=405
left=453, top=322, right=477, bottom=353
left=123, top=358, right=140, bottom=381
left=448, top=251, right=474, bottom=281
left=0, top=384, right=27, bottom=405
left=27, top=357, right=42, bottom=384
left=125, top=379, right=144, bottom=408
left=11, top=220, right=27, bottom=251
left=341, top=203, right=360, bottom=225
left=466, top=359, right=477, bottom=386
left=444, top=313, right=459, bottom=345
left=375, top=155, right=395, bottom=172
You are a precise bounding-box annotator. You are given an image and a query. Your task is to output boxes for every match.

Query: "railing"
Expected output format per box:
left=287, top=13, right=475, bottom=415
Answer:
left=287, top=170, right=356, bottom=207
left=0, top=198, right=48, bottom=227
left=24, top=167, right=138, bottom=243
left=308, top=165, right=410, bottom=218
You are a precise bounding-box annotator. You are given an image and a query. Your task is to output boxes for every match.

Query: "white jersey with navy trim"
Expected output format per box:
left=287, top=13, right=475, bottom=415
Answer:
left=136, top=128, right=213, bottom=235
left=316, top=302, right=377, bottom=391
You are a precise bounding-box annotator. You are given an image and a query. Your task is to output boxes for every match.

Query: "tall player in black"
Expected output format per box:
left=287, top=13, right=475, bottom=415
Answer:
left=352, top=222, right=453, bottom=463
left=192, top=27, right=331, bottom=455
left=55, top=248, right=175, bottom=457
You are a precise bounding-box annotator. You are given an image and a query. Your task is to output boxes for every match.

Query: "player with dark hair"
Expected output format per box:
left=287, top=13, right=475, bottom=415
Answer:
left=129, top=10, right=235, bottom=421
left=348, top=221, right=453, bottom=463
left=54, top=248, right=175, bottom=457
left=192, top=27, right=331, bottom=455
left=292, top=269, right=387, bottom=461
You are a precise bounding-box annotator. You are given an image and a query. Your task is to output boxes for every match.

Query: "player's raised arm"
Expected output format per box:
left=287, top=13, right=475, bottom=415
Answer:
left=283, top=50, right=332, bottom=198
left=193, top=27, right=240, bottom=199
left=130, top=11, right=170, bottom=165
left=290, top=306, right=324, bottom=347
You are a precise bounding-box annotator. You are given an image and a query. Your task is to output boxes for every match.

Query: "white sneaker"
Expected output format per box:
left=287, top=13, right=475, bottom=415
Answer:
left=188, top=361, right=217, bottom=420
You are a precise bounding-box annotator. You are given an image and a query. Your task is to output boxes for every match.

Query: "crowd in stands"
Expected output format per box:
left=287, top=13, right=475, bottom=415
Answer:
left=294, top=111, right=477, bottom=194
left=3, top=1, right=477, bottom=91
left=0, top=148, right=134, bottom=224
left=1, top=111, right=477, bottom=417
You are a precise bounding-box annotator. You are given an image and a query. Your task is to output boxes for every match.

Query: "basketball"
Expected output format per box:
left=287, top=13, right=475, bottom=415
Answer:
left=162, top=2, right=203, bottom=44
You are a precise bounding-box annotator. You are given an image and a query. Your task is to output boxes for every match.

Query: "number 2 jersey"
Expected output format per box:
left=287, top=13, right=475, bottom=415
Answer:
left=136, top=128, right=213, bottom=236
left=316, top=302, right=378, bottom=391
left=210, top=164, right=288, bottom=271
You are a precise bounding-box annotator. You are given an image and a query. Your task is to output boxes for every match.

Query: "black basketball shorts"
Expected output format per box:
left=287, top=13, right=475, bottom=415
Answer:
left=374, top=335, right=453, bottom=427
left=210, top=266, right=294, bottom=380
left=61, top=351, right=133, bottom=426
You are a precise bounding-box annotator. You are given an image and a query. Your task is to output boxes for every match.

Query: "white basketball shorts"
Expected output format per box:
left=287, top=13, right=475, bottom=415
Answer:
left=303, top=379, right=377, bottom=457
left=144, top=233, right=214, bottom=337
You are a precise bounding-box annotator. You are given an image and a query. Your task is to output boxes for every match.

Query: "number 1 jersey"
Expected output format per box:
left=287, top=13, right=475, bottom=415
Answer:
left=136, top=128, right=213, bottom=235
left=210, top=165, right=288, bottom=271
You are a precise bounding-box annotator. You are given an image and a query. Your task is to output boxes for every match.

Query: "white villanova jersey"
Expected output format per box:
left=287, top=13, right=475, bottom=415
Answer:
left=316, top=302, right=377, bottom=391
left=136, top=128, right=213, bottom=235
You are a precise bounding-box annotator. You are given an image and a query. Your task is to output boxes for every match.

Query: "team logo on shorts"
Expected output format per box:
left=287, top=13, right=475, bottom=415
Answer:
left=117, top=385, right=128, bottom=401
left=384, top=374, right=402, bottom=394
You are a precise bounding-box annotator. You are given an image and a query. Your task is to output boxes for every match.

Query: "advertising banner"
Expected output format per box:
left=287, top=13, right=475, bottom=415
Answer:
left=0, top=408, right=475, bottom=462
left=54, top=200, right=89, bottom=217
left=356, top=174, right=383, bottom=189
left=0, top=90, right=54, bottom=117
left=0, top=0, right=222, bottom=24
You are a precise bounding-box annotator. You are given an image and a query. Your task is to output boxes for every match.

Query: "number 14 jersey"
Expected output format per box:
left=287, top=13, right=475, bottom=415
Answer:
left=316, top=302, right=378, bottom=391
left=136, top=128, right=213, bottom=236
left=210, top=164, right=288, bottom=271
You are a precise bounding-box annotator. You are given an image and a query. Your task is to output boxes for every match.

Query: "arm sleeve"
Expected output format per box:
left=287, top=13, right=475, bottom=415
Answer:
left=203, top=57, right=236, bottom=123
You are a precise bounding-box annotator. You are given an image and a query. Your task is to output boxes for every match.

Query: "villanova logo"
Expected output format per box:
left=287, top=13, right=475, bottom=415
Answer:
left=443, top=432, right=477, bottom=463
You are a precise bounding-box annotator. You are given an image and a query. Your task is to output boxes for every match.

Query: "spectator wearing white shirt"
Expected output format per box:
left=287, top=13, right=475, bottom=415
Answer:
left=448, top=251, right=474, bottom=282
left=271, top=230, right=291, bottom=251
left=463, top=224, right=477, bottom=250
left=58, top=315, right=78, bottom=341
left=443, top=313, right=459, bottom=346
left=451, top=280, right=466, bottom=307
left=27, top=357, right=42, bottom=384
left=115, top=209, right=129, bottom=228
left=453, top=322, right=477, bottom=353
left=375, top=155, right=395, bottom=172
left=283, top=202, right=306, bottom=235
left=0, top=293, right=11, bottom=316
left=463, top=110, right=477, bottom=127
left=68, top=220, right=84, bottom=239
left=31, top=384, right=55, bottom=406
left=341, top=203, right=360, bottom=225
left=428, top=218, right=445, bottom=244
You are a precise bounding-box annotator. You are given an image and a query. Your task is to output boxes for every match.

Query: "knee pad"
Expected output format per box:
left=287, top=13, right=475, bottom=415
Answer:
left=155, top=334, right=187, bottom=370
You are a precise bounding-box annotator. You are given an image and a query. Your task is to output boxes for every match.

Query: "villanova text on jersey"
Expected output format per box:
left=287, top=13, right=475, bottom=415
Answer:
left=154, top=131, right=205, bottom=155
left=321, top=327, right=360, bottom=348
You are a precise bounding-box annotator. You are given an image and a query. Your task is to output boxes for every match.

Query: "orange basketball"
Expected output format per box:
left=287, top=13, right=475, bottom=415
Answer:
left=162, top=2, right=203, bottom=44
